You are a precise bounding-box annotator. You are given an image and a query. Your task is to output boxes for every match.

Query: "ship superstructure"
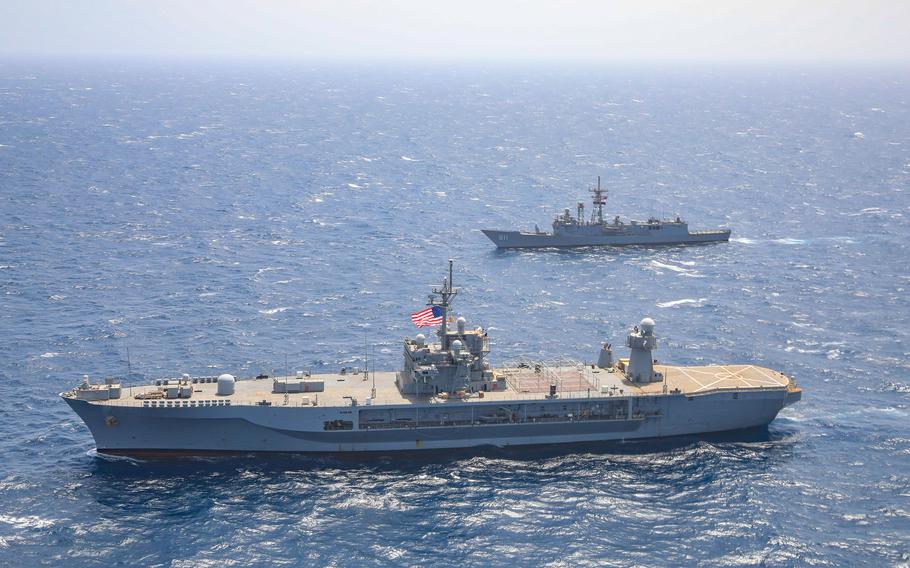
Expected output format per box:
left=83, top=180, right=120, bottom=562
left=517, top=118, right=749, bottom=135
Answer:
left=482, top=177, right=731, bottom=248
left=63, top=261, right=798, bottom=455
left=400, top=261, right=497, bottom=397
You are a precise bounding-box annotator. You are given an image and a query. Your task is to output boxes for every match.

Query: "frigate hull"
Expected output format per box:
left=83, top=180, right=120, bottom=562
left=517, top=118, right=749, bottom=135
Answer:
left=483, top=176, right=732, bottom=248
left=65, top=387, right=799, bottom=455
left=482, top=228, right=731, bottom=249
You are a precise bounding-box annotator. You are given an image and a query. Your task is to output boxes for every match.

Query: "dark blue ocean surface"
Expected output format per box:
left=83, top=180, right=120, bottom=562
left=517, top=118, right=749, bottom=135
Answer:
left=0, top=61, right=908, bottom=566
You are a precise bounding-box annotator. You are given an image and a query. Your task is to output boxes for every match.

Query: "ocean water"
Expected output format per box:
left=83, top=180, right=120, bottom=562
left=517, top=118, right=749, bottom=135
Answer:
left=0, top=61, right=908, bottom=566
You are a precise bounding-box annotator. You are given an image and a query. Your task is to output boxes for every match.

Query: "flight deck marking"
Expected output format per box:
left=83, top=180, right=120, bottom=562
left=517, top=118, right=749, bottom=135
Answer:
left=695, top=374, right=741, bottom=392
left=676, top=367, right=707, bottom=389
left=691, top=365, right=786, bottom=391
left=692, top=368, right=743, bottom=392
left=736, top=365, right=779, bottom=387
left=749, top=365, right=787, bottom=385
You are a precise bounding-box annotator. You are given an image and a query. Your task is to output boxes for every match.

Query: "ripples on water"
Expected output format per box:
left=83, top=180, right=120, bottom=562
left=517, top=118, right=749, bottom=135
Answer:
left=0, top=62, right=908, bottom=566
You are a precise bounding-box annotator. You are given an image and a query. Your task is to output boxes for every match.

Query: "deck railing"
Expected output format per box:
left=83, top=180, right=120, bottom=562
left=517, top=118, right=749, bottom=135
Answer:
left=88, top=381, right=784, bottom=409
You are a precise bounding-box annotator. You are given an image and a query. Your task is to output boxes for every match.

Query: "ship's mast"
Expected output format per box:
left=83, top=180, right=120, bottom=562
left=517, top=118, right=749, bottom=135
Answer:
left=590, top=175, right=607, bottom=225
left=430, top=259, right=458, bottom=349
left=371, top=344, right=376, bottom=399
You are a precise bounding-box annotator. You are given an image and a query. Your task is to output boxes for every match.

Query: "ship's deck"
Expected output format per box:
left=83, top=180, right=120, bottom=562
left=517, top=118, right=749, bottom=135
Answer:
left=95, top=363, right=793, bottom=408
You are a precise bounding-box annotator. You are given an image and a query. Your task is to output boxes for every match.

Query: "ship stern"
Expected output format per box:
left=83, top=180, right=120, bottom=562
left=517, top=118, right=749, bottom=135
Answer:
left=784, top=385, right=802, bottom=407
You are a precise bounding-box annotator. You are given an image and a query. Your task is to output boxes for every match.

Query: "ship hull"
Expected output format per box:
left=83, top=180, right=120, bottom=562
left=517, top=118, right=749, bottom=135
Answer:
left=482, top=229, right=730, bottom=249
left=65, top=388, right=799, bottom=456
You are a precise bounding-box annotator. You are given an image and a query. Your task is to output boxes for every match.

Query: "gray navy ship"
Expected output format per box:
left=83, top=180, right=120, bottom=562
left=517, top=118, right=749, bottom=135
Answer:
left=483, top=177, right=731, bottom=248
left=63, top=261, right=799, bottom=455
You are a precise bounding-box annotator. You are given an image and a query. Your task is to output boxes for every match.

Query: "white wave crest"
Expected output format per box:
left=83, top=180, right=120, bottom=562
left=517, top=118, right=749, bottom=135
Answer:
left=0, top=514, right=55, bottom=530
left=259, top=307, right=289, bottom=315
left=650, top=261, right=691, bottom=273
left=656, top=298, right=707, bottom=308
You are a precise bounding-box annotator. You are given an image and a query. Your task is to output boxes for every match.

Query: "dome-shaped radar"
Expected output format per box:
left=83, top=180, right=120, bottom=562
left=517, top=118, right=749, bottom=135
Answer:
left=217, top=373, right=236, bottom=396
left=451, top=339, right=463, bottom=355
left=456, top=317, right=466, bottom=333
left=640, top=317, right=656, bottom=334
left=415, top=333, right=426, bottom=348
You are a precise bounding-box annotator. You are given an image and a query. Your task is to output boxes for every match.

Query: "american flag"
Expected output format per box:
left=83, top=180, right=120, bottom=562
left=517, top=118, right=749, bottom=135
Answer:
left=411, top=306, right=444, bottom=327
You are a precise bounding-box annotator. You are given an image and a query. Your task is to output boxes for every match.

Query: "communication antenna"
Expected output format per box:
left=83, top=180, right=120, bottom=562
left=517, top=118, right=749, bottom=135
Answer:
left=363, top=329, right=369, bottom=380
left=430, top=259, right=458, bottom=349
left=126, top=346, right=132, bottom=377
left=590, top=176, right=607, bottom=225
left=371, top=344, right=376, bottom=399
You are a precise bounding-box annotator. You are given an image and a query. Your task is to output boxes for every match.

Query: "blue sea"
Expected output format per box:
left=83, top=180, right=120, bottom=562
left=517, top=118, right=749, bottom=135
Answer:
left=0, top=61, right=908, bottom=566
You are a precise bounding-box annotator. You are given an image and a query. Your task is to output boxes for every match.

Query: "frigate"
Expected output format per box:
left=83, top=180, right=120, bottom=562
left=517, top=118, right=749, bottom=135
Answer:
left=63, top=261, right=799, bottom=455
left=482, top=177, right=731, bottom=248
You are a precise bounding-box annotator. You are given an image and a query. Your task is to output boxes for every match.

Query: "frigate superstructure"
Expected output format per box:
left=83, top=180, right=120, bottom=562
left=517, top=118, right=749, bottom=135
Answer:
left=63, top=261, right=799, bottom=455
left=482, top=177, right=730, bottom=248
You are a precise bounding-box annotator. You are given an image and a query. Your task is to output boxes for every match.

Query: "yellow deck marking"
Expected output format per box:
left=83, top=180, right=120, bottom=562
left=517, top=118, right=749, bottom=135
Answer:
left=675, top=367, right=707, bottom=389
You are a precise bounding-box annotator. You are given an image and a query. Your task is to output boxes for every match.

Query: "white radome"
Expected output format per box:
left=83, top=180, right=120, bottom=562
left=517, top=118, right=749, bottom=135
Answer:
left=217, top=373, right=236, bottom=396
left=640, top=317, right=656, bottom=333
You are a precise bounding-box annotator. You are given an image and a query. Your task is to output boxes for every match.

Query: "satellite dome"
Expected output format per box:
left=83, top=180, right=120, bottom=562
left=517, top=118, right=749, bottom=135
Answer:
left=640, top=318, right=656, bottom=334
left=217, top=373, right=236, bottom=396
left=456, top=317, right=466, bottom=333
left=415, top=334, right=426, bottom=348
left=452, top=339, right=463, bottom=353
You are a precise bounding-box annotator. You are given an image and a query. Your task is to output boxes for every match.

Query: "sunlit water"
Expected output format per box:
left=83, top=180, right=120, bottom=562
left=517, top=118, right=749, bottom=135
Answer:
left=1, top=62, right=908, bottom=566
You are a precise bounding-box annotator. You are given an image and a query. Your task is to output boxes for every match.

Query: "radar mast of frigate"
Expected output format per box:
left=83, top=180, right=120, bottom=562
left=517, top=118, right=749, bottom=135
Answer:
left=482, top=175, right=731, bottom=248
left=590, top=175, right=606, bottom=226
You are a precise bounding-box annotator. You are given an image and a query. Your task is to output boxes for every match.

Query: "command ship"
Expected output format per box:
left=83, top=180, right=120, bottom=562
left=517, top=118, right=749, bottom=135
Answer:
left=63, top=261, right=799, bottom=455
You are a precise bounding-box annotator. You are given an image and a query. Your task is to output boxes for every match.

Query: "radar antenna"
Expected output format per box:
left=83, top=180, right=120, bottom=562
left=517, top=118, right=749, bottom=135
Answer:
left=371, top=344, right=376, bottom=400
left=429, top=259, right=458, bottom=349
left=590, top=176, right=607, bottom=225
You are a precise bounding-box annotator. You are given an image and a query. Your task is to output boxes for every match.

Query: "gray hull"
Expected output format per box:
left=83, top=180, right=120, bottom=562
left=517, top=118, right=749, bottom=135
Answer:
left=482, top=228, right=731, bottom=249
left=66, top=388, right=799, bottom=455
